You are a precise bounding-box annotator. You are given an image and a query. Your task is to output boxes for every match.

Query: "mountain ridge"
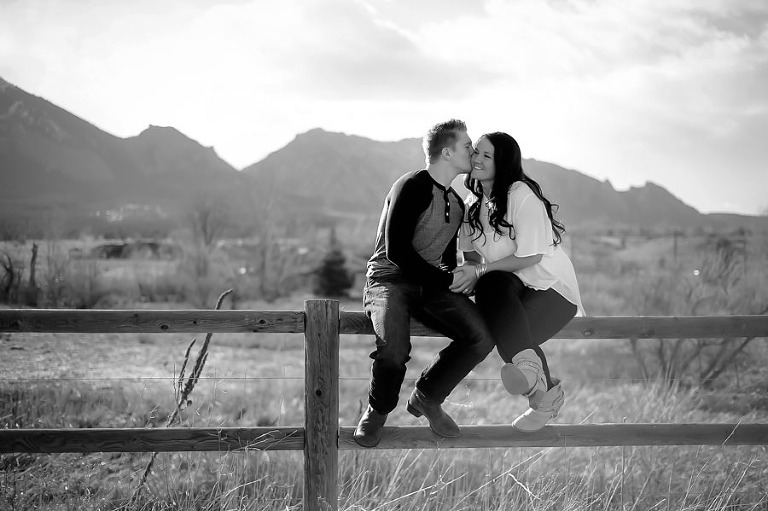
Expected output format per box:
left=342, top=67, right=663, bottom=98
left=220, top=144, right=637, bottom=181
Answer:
left=1, top=75, right=764, bottom=237
left=241, top=128, right=717, bottom=229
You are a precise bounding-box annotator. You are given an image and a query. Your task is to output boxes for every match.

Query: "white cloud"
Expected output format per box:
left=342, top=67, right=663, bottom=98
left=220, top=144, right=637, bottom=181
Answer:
left=400, top=0, right=768, bottom=213
left=1, top=0, right=767, bottom=213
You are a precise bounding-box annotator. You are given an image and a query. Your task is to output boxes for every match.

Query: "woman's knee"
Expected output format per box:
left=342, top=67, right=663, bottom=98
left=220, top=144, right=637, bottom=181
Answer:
left=475, top=273, right=502, bottom=297
left=465, top=331, right=496, bottom=359
left=475, top=272, right=525, bottom=301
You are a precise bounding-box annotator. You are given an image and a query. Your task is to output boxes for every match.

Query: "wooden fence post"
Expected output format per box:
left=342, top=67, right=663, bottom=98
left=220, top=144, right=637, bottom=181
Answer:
left=303, top=299, right=340, bottom=511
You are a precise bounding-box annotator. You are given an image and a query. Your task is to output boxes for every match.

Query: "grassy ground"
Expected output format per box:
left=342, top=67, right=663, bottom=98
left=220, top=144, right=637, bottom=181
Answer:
left=2, top=294, right=768, bottom=510
left=2, top=230, right=768, bottom=510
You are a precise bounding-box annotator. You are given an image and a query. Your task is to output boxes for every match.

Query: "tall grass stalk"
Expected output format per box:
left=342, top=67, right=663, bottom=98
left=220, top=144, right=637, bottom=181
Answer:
left=128, top=289, right=233, bottom=507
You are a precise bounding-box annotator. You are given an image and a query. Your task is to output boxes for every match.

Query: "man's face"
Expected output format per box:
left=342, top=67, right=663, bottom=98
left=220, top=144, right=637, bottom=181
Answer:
left=449, top=131, right=473, bottom=174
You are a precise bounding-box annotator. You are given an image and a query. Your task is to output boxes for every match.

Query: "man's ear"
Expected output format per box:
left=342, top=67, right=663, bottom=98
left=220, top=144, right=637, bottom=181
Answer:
left=441, top=146, right=451, bottom=160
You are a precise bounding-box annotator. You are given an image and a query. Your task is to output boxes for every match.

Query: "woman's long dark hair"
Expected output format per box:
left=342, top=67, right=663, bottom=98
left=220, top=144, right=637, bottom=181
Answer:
left=464, top=132, right=565, bottom=246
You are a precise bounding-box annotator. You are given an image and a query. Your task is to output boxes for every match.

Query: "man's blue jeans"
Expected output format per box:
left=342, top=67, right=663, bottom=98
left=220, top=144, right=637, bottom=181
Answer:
left=363, top=276, right=495, bottom=414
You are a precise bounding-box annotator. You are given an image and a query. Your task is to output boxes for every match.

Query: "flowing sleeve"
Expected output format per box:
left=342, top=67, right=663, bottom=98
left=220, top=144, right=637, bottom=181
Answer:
left=511, top=190, right=554, bottom=257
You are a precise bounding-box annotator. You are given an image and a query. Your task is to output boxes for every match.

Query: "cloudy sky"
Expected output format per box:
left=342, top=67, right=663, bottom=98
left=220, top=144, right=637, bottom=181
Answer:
left=1, top=0, right=767, bottom=215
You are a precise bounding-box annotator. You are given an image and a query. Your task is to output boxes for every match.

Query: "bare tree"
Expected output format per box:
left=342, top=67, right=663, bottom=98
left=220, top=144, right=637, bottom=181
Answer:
left=183, top=193, right=233, bottom=290
left=0, top=250, right=24, bottom=303
left=25, top=243, right=38, bottom=306
left=188, top=194, right=231, bottom=252
left=235, top=186, right=319, bottom=302
left=628, top=233, right=767, bottom=386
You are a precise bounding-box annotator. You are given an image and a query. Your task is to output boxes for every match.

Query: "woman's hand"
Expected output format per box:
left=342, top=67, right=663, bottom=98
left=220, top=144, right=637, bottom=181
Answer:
left=450, top=263, right=478, bottom=296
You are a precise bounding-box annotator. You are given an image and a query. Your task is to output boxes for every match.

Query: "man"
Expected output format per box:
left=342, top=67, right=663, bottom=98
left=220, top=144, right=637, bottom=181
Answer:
left=354, top=119, right=495, bottom=448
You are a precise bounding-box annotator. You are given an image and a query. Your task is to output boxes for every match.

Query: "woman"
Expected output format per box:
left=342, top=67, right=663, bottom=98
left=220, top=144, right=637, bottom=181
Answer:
left=450, top=132, right=584, bottom=432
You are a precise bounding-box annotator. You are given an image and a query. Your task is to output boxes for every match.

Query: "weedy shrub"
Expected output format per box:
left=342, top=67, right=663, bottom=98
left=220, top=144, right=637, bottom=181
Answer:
left=65, top=260, right=110, bottom=308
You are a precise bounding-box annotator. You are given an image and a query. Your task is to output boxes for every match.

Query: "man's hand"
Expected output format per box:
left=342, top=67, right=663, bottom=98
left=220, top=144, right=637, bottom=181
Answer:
left=450, top=263, right=477, bottom=295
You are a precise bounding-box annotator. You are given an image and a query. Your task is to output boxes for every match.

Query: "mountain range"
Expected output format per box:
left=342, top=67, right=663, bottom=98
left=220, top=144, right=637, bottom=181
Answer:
left=1, top=75, right=763, bottom=239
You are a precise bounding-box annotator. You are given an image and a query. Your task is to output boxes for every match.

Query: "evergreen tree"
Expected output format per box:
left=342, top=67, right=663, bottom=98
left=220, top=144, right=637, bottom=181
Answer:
left=313, top=227, right=353, bottom=297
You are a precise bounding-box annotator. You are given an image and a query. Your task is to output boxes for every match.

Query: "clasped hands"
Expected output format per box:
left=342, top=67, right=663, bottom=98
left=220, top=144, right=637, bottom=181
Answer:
left=449, top=262, right=484, bottom=296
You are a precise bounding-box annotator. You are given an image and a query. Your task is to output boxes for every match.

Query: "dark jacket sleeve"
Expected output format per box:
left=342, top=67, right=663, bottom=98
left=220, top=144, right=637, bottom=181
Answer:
left=384, top=175, right=453, bottom=289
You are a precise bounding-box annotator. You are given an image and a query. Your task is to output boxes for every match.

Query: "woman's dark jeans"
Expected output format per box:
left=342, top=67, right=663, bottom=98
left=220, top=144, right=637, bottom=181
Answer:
left=363, top=276, right=495, bottom=415
left=474, top=271, right=577, bottom=388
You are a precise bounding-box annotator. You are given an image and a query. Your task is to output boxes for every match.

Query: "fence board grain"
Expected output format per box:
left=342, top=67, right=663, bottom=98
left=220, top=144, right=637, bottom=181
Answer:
left=338, top=423, right=768, bottom=448
left=340, top=312, right=768, bottom=339
left=3, top=310, right=768, bottom=339
left=304, top=300, right=340, bottom=511
left=5, top=423, right=768, bottom=453
left=0, top=427, right=303, bottom=453
left=0, top=309, right=304, bottom=333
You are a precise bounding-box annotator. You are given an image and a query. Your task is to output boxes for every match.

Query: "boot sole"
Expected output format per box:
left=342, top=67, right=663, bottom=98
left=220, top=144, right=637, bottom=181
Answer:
left=407, top=403, right=461, bottom=438
left=512, top=423, right=546, bottom=433
left=353, top=433, right=381, bottom=448
left=512, top=409, right=550, bottom=432
left=501, top=364, right=533, bottom=395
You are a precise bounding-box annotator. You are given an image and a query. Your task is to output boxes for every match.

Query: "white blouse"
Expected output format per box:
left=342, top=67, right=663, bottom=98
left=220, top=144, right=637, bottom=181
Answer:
left=458, top=181, right=585, bottom=316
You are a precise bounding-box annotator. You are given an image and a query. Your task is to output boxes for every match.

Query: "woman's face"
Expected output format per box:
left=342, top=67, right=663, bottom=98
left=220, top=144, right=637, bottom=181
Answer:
left=470, top=136, right=496, bottom=184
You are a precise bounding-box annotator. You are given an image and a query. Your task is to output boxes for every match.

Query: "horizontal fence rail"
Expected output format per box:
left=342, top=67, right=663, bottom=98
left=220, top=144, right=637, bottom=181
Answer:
left=4, top=424, right=768, bottom=453
left=2, top=303, right=768, bottom=511
left=0, top=309, right=306, bottom=334
left=1, top=428, right=305, bottom=453
left=2, top=310, right=768, bottom=338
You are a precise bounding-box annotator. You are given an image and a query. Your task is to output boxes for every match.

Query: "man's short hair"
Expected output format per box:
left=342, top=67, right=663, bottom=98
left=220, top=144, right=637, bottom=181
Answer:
left=423, top=119, right=467, bottom=164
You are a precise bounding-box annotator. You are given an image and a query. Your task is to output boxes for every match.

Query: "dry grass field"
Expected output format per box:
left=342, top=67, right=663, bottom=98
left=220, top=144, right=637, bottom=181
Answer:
left=2, top=229, right=768, bottom=510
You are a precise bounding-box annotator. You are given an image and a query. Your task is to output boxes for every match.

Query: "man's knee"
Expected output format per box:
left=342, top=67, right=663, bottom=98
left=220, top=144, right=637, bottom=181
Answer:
left=371, top=341, right=412, bottom=366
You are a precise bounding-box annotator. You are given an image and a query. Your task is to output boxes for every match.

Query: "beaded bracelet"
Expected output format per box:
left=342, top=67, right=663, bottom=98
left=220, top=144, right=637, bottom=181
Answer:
left=475, top=263, right=487, bottom=280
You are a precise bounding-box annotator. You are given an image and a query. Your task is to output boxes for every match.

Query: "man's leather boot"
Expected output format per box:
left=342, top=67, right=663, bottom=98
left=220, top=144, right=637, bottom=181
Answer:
left=354, top=405, right=388, bottom=447
left=406, top=388, right=461, bottom=438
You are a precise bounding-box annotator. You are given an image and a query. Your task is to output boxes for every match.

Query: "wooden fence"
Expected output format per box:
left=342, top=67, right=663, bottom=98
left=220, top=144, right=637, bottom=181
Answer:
left=2, top=301, right=768, bottom=511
